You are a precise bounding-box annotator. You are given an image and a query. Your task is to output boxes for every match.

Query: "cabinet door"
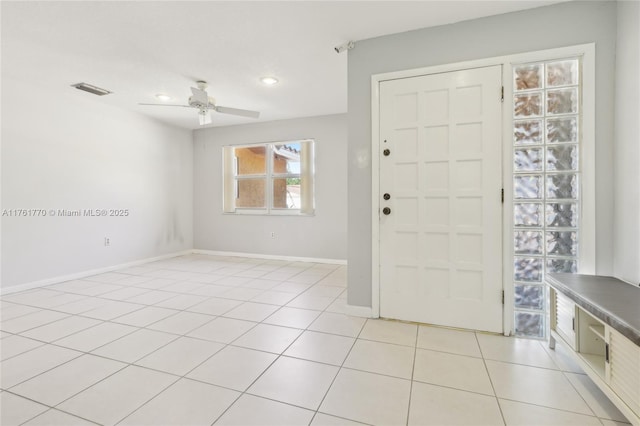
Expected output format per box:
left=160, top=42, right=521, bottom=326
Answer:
left=555, top=291, right=577, bottom=349
left=609, top=328, right=640, bottom=418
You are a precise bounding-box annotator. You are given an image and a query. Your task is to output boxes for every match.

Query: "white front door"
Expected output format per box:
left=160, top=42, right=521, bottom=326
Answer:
left=379, top=65, right=503, bottom=333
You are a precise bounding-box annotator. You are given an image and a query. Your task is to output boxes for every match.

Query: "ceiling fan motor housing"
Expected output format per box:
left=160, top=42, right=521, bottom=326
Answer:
left=188, top=95, right=216, bottom=109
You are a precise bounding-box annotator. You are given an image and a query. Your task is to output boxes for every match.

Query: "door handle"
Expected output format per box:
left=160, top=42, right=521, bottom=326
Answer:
left=383, top=149, right=391, bottom=156
left=383, top=207, right=391, bottom=215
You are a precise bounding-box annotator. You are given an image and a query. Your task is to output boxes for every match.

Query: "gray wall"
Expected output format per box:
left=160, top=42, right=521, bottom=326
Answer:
left=614, top=0, right=640, bottom=285
left=347, top=1, right=617, bottom=307
left=1, top=77, right=194, bottom=290
left=193, top=114, right=347, bottom=261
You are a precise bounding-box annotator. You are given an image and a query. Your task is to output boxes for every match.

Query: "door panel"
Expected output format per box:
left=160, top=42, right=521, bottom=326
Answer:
left=379, top=66, right=503, bottom=333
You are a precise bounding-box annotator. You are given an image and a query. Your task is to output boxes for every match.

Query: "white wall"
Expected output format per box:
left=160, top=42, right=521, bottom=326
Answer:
left=193, top=114, right=347, bottom=261
left=1, top=77, right=193, bottom=290
left=614, top=0, right=640, bottom=286
left=347, top=1, right=618, bottom=307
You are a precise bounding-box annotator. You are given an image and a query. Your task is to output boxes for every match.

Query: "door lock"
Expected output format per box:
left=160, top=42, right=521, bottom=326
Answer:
left=383, top=193, right=391, bottom=200
left=382, top=207, right=391, bottom=215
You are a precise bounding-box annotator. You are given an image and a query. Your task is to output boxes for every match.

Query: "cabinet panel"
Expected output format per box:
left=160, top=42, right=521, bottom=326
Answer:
left=553, top=290, right=576, bottom=349
left=610, top=328, right=640, bottom=418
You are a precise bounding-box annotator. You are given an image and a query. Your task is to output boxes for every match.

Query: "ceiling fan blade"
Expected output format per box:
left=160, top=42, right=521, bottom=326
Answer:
left=138, top=103, right=192, bottom=108
left=215, top=105, right=260, bottom=119
left=190, top=87, right=209, bottom=105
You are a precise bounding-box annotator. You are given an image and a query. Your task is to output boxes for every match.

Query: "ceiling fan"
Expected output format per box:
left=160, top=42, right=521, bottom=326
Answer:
left=139, top=81, right=260, bottom=125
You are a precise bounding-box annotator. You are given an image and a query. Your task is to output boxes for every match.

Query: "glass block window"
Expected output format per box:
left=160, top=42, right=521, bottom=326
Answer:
left=512, top=59, right=581, bottom=338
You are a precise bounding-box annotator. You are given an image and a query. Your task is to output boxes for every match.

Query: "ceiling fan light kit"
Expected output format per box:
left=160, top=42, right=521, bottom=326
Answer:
left=198, top=110, right=212, bottom=125
left=139, top=80, right=260, bottom=126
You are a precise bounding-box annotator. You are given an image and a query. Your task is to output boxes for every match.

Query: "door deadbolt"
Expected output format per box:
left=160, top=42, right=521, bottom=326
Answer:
left=383, top=149, right=390, bottom=156
left=382, top=207, right=391, bottom=215
left=383, top=193, right=391, bottom=200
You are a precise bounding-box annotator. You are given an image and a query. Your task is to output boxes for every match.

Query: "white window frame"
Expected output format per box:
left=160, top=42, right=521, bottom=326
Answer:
left=370, top=43, right=595, bottom=336
left=222, top=139, right=315, bottom=216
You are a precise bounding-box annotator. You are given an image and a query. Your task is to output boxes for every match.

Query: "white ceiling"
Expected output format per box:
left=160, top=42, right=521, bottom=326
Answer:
left=2, top=1, right=564, bottom=130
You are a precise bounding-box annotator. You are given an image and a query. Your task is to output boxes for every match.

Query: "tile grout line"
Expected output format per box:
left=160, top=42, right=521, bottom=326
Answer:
left=309, top=316, right=369, bottom=426
left=8, top=390, right=103, bottom=426
left=404, top=324, right=419, bottom=426
left=475, top=331, right=508, bottom=426
left=561, top=368, right=603, bottom=419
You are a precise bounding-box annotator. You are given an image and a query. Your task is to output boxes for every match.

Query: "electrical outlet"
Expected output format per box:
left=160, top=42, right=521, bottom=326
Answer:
left=270, top=232, right=275, bottom=238
left=104, top=237, right=110, bottom=247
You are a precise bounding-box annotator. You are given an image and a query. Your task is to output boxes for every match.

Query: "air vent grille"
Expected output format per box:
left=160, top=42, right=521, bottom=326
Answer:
left=71, top=82, right=112, bottom=96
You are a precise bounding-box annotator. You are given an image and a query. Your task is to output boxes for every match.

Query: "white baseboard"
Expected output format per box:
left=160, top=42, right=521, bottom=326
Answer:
left=0, top=250, right=192, bottom=295
left=192, top=249, right=347, bottom=265
left=344, top=304, right=377, bottom=318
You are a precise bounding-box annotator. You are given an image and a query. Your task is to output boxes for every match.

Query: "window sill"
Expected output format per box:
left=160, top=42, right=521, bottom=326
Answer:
left=223, top=209, right=315, bottom=217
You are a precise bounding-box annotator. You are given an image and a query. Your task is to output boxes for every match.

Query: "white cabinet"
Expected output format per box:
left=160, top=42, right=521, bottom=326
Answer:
left=548, top=275, right=640, bottom=426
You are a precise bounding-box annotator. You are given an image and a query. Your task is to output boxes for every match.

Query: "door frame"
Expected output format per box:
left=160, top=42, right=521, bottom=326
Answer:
left=371, top=44, right=596, bottom=335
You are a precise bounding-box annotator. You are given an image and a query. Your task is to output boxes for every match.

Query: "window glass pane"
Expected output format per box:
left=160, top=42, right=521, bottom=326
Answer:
left=547, top=117, right=578, bottom=143
left=546, top=60, right=578, bottom=87
left=514, top=92, right=543, bottom=118
left=273, top=143, right=301, bottom=175
left=514, top=257, right=543, bottom=282
left=545, top=203, right=578, bottom=227
left=546, top=258, right=577, bottom=274
left=546, top=174, right=578, bottom=199
left=235, top=146, right=266, bottom=175
left=514, top=175, right=543, bottom=199
left=515, top=285, right=544, bottom=310
left=514, top=148, right=543, bottom=171
left=514, top=64, right=542, bottom=91
left=546, top=145, right=578, bottom=171
left=546, top=231, right=578, bottom=256
left=514, top=120, right=543, bottom=145
left=272, top=178, right=301, bottom=209
left=515, top=312, right=544, bottom=338
left=236, top=179, right=265, bottom=208
left=514, top=203, right=543, bottom=227
left=514, top=231, right=543, bottom=255
left=547, top=88, right=578, bottom=115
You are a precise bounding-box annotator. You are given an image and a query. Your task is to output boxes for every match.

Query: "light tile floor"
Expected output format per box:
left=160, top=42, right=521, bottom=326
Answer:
left=0, top=254, right=632, bottom=426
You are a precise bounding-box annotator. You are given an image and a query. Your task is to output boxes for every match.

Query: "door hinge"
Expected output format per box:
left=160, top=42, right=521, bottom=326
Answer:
left=572, top=317, right=575, bottom=331
left=501, top=188, right=504, bottom=203
left=502, top=290, right=505, bottom=304
left=501, top=86, right=504, bottom=102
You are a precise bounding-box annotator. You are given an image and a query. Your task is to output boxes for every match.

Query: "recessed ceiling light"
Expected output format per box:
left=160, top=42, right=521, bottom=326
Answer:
left=260, top=76, right=279, bottom=86
left=155, top=93, right=172, bottom=101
